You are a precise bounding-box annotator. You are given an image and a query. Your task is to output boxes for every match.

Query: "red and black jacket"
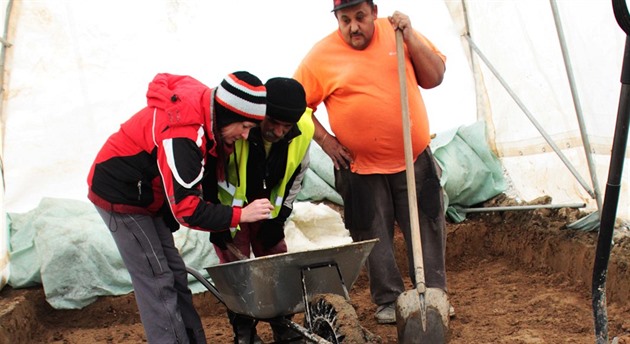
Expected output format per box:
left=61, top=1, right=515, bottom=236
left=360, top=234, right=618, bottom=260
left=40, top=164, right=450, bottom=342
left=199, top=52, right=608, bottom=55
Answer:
left=87, top=73, right=240, bottom=232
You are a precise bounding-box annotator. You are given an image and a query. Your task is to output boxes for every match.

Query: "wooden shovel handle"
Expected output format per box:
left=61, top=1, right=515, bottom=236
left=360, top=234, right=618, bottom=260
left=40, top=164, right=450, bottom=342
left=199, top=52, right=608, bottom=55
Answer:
left=226, top=242, right=249, bottom=260
left=396, top=29, right=426, bottom=291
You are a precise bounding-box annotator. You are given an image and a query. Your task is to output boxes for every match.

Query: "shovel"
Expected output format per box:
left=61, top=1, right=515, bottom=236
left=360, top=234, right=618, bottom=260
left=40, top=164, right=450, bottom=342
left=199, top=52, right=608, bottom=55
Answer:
left=394, top=29, right=449, bottom=343
left=226, top=242, right=249, bottom=261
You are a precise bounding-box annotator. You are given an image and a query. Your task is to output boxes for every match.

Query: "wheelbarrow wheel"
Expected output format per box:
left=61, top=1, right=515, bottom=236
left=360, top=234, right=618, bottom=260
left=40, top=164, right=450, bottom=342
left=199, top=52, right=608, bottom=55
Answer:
left=307, top=294, right=381, bottom=344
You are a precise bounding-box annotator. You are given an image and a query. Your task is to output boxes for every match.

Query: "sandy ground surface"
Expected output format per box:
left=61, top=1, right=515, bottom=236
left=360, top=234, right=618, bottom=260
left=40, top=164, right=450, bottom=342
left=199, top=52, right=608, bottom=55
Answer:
left=1, top=196, right=630, bottom=343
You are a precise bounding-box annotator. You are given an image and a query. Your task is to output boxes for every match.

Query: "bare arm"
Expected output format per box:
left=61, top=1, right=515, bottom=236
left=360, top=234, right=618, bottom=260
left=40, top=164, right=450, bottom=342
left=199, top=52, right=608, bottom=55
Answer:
left=388, top=11, right=445, bottom=89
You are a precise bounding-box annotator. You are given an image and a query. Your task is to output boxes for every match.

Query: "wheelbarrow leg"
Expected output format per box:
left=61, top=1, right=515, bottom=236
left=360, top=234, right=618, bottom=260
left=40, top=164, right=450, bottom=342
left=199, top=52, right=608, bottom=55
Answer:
left=268, top=315, right=305, bottom=343
left=272, top=317, right=332, bottom=344
left=301, top=262, right=350, bottom=331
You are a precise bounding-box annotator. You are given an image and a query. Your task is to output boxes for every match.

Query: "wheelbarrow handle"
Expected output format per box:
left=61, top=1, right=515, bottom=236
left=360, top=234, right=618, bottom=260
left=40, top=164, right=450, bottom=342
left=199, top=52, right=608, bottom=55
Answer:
left=185, top=266, right=226, bottom=306
left=226, top=242, right=249, bottom=260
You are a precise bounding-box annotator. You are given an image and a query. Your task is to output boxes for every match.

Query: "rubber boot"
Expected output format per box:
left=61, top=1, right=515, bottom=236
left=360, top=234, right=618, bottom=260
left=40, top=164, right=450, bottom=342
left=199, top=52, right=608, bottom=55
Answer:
left=185, top=327, right=205, bottom=344
left=271, top=315, right=303, bottom=343
left=228, top=311, right=262, bottom=344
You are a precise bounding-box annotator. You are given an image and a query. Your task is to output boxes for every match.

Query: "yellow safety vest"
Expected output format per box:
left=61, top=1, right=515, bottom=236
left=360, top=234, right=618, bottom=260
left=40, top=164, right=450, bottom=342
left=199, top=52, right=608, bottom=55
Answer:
left=218, top=108, right=314, bottom=234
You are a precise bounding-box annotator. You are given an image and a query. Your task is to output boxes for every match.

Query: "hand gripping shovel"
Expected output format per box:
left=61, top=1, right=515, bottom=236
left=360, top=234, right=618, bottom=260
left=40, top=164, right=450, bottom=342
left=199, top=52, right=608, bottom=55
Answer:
left=394, top=29, right=449, bottom=343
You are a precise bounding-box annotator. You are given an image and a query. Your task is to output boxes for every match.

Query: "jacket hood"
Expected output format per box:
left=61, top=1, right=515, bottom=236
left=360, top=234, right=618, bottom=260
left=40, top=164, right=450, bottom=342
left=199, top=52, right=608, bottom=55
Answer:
left=146, top=73, right=211, bottom=122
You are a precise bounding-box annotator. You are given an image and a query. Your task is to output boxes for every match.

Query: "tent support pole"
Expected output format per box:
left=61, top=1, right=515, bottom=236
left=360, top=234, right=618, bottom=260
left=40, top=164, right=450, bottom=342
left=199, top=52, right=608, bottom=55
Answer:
left=459, top=0, right=498, bottom=148
left=549, top=0, right=603, bottom=213
left=456, top=202, right=585, bottom=214
left=463, top=34, right=596, bottom=200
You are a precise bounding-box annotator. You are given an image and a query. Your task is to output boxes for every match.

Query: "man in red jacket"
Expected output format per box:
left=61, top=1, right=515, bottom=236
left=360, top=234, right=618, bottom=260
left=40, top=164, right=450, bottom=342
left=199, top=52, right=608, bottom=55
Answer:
left=87, top=71, right=274, bottom=344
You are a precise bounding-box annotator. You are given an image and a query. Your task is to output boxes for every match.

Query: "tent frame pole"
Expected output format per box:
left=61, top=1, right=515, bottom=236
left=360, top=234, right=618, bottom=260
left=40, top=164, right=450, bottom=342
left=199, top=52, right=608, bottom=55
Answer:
left=456, top=202, right=585, bottom=214
left=463, top=34, right=597, bottom=200
left=549, top=0, right=603, bottom=212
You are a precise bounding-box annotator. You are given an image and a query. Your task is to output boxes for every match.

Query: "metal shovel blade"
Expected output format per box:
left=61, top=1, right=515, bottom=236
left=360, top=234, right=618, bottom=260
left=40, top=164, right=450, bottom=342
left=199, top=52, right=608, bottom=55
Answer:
left=396, top=287, right=450, bottom=343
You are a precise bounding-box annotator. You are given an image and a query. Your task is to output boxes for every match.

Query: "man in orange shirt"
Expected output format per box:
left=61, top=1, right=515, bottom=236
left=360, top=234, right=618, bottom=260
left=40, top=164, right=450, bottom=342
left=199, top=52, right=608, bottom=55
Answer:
left=294, top=0, right=448, bottom=324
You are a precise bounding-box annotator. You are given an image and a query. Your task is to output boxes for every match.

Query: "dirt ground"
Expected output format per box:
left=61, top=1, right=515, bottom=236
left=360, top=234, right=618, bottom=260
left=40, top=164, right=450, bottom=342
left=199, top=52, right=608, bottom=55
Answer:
left=1, top=195, right=630, bottom=343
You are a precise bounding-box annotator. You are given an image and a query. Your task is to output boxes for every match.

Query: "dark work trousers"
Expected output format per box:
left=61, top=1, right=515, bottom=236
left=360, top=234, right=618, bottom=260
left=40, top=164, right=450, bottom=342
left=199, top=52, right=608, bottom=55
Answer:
left=95, top=206, right=207, bottom=344
left=335, top=147, right=447, bottom=307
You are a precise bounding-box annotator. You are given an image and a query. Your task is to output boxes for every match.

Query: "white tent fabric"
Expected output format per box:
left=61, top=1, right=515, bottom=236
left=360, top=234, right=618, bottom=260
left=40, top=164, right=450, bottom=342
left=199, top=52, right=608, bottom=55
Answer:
left=0, top=0, right=474, bottom=215
left=0, top=0, right=10, bottom=291
left=0, top=0, right=628, bottom=293
left=447, top=0, right=628, bottom=217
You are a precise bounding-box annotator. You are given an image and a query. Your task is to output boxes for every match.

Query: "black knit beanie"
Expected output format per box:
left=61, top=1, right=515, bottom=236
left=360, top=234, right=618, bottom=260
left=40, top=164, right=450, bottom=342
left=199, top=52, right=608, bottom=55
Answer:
left=264, top=77, right=307, bottom=124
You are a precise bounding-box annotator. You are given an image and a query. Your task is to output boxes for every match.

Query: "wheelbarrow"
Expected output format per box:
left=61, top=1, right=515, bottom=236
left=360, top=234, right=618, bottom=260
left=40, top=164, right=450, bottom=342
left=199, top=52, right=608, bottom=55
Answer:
left=186, top=239, right=380, bottom=343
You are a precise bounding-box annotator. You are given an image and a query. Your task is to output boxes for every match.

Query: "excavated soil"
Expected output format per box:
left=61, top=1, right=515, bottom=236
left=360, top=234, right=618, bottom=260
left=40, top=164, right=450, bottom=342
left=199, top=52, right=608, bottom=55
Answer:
left=1, top=195, right=630, bottom=343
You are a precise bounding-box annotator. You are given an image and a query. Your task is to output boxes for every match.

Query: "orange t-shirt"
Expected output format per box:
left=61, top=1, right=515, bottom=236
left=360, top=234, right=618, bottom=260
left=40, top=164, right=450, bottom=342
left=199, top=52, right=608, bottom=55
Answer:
left=294, top=18, right=445, bottom=174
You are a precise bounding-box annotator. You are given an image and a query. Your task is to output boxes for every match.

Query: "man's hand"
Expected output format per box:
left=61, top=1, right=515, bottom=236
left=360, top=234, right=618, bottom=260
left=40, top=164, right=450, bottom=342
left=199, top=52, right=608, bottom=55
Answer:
left=320, top=133, right=353, bottom=170
left=240, top=198, right=274, bottom=223
left=311, top=115, right=352, bottom=170
left=388, top=10, right=445, bottom=89
left=388, top=11, right=413, bottom=39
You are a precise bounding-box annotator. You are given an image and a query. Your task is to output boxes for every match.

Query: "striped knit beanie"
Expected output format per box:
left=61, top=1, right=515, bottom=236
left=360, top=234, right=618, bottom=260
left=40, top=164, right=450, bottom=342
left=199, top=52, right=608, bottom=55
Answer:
left=215, top=71, right=266, bottom=127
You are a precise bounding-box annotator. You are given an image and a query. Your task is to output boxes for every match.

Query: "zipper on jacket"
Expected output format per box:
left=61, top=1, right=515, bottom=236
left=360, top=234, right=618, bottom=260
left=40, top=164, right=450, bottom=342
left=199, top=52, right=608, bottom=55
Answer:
left=137, top=181, right=142, bottom=200
left=263, top=161, right=271, bottom=190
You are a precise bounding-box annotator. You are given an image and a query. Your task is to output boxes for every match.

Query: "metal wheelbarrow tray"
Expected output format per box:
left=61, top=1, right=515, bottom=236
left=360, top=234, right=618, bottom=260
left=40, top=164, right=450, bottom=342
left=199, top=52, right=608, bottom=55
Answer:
left=187, top=239, right=379, bottom=343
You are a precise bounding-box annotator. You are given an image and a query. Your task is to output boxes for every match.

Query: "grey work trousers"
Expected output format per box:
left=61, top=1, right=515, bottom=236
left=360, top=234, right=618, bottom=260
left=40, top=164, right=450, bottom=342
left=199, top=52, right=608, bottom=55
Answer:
left=335, top=147, right=447, bottom=306
left=95, top=206, right=206, bottom=344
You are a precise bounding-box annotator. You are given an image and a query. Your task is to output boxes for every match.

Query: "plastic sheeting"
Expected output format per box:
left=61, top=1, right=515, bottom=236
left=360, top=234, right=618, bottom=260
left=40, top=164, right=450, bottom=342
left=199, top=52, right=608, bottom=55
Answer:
left=7, top=197, right=218, bottom=309
left=297, top=144, right=343, bottom=205
left=433, top=121, right=507, bottom=222
left=0, top=166, right=7, bottom=289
